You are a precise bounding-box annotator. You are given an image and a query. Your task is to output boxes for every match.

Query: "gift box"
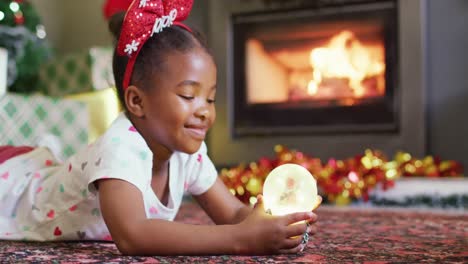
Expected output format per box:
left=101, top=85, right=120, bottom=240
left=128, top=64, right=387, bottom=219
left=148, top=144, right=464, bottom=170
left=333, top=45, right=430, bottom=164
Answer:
left=65, top=87, right=121, bottom=143
left=37, top=47, right=115, bottom=97
left=369, top=178, right=468, bottom=209
left=0, top=93, right=89, bottom=160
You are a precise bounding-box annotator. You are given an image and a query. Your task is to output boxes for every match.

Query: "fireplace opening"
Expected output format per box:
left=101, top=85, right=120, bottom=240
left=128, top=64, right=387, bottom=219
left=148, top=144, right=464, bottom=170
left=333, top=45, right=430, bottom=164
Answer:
left=231, top=1, right=398, bottom=137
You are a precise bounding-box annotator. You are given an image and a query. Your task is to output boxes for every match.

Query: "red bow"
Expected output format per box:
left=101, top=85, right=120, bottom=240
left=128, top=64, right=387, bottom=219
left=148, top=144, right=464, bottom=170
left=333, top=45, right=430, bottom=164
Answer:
left=117, top=0, right=194, bottom=89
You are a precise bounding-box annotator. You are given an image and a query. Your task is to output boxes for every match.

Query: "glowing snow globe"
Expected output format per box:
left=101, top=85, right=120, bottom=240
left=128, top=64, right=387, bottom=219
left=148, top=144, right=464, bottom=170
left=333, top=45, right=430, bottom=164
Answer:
left=263, top=163, right=318, bottom=216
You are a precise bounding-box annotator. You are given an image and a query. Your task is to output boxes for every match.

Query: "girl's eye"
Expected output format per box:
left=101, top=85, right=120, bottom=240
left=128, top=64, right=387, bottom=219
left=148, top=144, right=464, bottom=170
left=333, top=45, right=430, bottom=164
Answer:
left=207, top=98, right=216, bottom=104
left=179, top=95, right=194, bottom=100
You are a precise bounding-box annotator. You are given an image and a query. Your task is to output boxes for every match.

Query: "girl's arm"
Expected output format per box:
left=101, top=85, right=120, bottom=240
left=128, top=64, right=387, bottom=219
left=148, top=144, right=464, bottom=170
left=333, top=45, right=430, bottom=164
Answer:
left=97, top=178, right=314, bottom=256
left=193, top=177, right=253, bottom=225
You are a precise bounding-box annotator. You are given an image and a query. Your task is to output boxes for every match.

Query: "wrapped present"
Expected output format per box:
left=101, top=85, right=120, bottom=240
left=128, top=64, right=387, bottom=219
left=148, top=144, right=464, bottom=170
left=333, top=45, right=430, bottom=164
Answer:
left=38, top=47, right=115, bottom=97
left=0, top=93, right=89, bottom=159
left=369, top=178, right=468, bottom=209
left=66, top=87, right=121, bottom=143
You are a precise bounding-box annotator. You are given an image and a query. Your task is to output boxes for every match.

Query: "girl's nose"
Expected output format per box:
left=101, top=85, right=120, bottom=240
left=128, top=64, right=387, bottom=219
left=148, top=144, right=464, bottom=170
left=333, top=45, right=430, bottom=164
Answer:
left=195, top=105, right=210, bottom=120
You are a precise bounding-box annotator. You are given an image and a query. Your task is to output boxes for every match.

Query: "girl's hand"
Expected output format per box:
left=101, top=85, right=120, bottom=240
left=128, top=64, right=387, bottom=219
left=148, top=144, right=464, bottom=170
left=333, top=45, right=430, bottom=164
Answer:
left=234, top=195, right=318, bottom=255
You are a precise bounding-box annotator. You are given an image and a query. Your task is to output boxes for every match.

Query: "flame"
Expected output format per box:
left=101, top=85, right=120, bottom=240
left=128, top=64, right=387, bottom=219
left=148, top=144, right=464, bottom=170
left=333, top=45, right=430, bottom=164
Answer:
left=308, top=30, right=385, bottom=98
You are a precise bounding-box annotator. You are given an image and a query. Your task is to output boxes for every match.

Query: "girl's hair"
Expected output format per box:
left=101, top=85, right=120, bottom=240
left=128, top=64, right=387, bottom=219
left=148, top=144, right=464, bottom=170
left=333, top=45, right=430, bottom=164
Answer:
left=108, top=12, right=212, bottom=110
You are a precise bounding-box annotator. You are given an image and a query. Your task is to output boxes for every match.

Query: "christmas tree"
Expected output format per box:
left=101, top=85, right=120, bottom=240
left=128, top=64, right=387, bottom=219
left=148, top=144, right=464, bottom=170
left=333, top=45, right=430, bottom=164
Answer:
left=0, top=0, right=51, bottom=93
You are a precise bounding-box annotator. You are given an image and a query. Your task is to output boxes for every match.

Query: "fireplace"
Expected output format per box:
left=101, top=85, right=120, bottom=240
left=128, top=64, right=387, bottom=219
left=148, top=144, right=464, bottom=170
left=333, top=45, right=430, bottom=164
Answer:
left=205, top=0, right=426, bottom=166
left=232, top=0, right=398, bottom=136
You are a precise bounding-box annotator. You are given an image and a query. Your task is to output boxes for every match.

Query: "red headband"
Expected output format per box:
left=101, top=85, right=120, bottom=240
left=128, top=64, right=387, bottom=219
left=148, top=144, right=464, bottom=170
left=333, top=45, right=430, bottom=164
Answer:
left=117, top=0, right=194, bottom=90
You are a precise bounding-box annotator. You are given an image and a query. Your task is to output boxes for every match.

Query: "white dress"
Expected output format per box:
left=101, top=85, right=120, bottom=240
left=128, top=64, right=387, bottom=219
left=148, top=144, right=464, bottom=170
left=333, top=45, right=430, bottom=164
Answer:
left=0, top=113, right=217, bottom=241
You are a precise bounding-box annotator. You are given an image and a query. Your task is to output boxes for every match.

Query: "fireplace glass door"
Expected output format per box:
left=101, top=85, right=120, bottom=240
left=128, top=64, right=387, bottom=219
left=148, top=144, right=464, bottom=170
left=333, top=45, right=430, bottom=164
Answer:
left=231, top=1, right=398, bottom=136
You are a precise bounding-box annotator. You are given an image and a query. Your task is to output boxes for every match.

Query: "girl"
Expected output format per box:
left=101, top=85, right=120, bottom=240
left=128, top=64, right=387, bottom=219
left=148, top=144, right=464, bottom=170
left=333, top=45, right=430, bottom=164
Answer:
left=0, top=0, right=320, bottom=255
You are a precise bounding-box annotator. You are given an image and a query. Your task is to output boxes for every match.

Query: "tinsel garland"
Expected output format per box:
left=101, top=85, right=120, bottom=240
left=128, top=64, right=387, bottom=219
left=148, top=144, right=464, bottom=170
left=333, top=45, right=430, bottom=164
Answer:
left=219, top=145, right=464, bottom=206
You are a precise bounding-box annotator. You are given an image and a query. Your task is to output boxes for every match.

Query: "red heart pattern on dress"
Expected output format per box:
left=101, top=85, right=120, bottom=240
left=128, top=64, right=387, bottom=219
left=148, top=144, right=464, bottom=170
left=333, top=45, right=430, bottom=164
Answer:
left=1, top=172, right=8, bottom=180
left=149, top=206, right=158, bottom=215
left=47, top=209, right=55, bottom=219
left=54, top=226, right=62, bottom=236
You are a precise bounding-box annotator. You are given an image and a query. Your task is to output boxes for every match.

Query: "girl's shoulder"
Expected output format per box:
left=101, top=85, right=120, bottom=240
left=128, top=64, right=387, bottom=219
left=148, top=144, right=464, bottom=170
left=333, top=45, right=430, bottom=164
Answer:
left=84, top=113, right=151, bottom=159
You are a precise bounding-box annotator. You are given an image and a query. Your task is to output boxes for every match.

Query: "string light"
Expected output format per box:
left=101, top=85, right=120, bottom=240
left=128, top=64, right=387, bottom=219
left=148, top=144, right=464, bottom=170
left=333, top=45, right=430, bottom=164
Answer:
left=9, top=2, right=20, bottom=13
left=36, top=24, right=46, bottom=39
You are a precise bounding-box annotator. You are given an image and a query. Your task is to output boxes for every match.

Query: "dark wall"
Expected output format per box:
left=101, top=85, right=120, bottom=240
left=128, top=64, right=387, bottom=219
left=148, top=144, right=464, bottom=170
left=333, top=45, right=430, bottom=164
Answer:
left=427, top=0, right=468, bottom=169
left=185, top=1, right=209, bottom=36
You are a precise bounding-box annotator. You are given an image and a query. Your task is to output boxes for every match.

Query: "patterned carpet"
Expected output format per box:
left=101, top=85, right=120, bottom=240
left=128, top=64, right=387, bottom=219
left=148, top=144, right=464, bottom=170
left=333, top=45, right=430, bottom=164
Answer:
left=1, top=202, right=467, bottom=263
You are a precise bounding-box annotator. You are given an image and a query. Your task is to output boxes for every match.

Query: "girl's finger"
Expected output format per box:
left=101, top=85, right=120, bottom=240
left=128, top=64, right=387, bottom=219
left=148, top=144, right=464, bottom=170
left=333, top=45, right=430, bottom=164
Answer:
left=284, top=211, right=316, bottom=225
left=285, top=221, right=308, bottom=238
left=307, top=224, right=318, bottom=235
left=281, top=235, right=303, bottom=249
left=253, top=194, right=264, bottom=211
left=307, top=212, right=319, bottom=224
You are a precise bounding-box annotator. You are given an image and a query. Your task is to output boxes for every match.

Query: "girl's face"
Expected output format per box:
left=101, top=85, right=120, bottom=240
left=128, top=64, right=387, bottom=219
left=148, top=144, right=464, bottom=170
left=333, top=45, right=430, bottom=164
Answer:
left=140, top=47, right=217, bottom=154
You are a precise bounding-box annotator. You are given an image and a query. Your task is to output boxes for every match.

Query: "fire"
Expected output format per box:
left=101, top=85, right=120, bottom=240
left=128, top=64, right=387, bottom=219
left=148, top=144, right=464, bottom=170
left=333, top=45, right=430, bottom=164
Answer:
left=308, top=30, right=385, bottom=98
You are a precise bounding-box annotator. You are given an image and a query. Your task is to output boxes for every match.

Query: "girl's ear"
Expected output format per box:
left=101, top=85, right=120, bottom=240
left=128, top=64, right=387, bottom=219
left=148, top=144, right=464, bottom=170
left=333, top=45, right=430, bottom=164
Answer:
left=124, top=85, right=145, bottom=118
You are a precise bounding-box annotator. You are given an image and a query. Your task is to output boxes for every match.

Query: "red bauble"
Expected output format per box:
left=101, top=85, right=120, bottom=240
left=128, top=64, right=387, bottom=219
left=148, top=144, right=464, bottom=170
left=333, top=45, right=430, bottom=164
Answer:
left=14, top=13, right=24, bottom=25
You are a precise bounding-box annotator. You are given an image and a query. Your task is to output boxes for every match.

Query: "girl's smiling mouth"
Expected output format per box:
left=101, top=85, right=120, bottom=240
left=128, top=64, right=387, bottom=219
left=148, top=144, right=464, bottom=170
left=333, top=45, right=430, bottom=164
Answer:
left=184, top=125, right=208, bottom=140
